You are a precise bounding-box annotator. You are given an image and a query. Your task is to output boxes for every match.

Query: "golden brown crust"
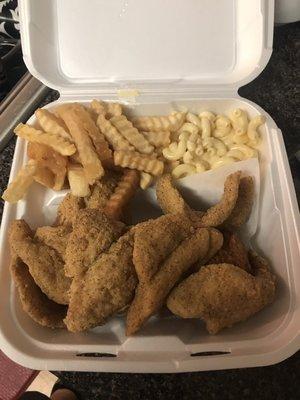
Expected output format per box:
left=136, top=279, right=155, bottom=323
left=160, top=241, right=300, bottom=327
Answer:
left=9, top=220, right=71, bottom=305
left=208, top=230, right=251, bottom=272
left=156, top=173, right=192, bottom=215
left=133, top=214, right=194, bottom=282
left=200, top=171, right=241, bottom=227
left=167, top=259, right=275, bottom=334
left=35, top=225, right=71, bottom=261
left=126, top=228, right=211, bottom=335
left=65, top=209, right=125, bottom=277
left=56, top=193, right=85, bottom=227
left=85, top=170, right=121, bottom=210
left=10, top=255, right=67, bottom=328
left=65, top=232, right=137, bottom=332
left=224, top=176, right=255, bottom=229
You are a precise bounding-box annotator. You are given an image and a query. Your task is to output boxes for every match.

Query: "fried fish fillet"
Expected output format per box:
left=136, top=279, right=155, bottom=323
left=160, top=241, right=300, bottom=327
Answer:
left=133, top=214, right=194, bottom=282
left=200, top=171, right=241, bottom=227
left=9, top=220, right=71, bottom=305
left=156, top=173, right=192, bottom=215
left=56, top=193, right=85, bottom=227
left=224, top=176, right=254, bottom=230
left=65, top=209, right=125, bottom=277
left=85, top=170, right=121, bottom=209
left=65, top=232, right=137, bottom=332
left=35, top=225, right=71, bottom=261
left=167, top=253, right=275, bottom=334
left=209, top=230, right=251, bottom=272
left=126, top=228, right=211, bottom=335
left=10, top=255, right=67, bottom=328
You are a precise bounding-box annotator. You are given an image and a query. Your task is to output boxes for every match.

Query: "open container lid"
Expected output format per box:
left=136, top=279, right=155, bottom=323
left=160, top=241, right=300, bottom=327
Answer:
left=19, top=0, right=274, bottom=95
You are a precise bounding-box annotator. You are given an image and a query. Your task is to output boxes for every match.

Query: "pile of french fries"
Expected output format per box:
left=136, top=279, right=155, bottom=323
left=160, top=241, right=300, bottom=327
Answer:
left=2, top=101, right=185, bottom=203
left=2, top=100, right=264, bottom=204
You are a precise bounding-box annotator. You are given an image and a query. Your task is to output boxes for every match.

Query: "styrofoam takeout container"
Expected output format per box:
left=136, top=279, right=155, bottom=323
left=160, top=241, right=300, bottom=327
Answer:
left=0, top=0, right=299, bottom=373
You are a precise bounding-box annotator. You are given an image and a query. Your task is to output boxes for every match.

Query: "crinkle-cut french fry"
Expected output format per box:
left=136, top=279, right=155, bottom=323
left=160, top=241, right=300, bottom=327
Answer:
left=2, top=160, right=38, bottom=203
left=110, top=115, right=154, bottom=154
left=91, top=99, right=122, bottom=119
left=141, top=131, right=170, bottom=148
left=63, top=103, right=112, bottom=163
left=106, top=102, right=122, bottom=118
left=55, top=104, right=104, bottom=184
left=132, top=112, right=185, bottom=132
left=68, top=164, right=90, bottom=197
left=27, top=142, right=67, bottom=191
left=90, top=99, right=106, bottom=115
left=114, top=150, right=164, bottom=176
left=97, top=114, right=134, bottom=151
left=14, top=123, right=76, bottom=156
left=104, top=169, right=139, bottom=220
left=33, top=165, right=55, bottom=188
left=35, top=108, right=73, bottom=141
left=140, top=172, right=153, bottom=190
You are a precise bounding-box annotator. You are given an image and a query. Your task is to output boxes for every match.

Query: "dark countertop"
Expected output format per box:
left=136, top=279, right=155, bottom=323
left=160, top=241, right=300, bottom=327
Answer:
left=0, top=22, right=299, bottom=400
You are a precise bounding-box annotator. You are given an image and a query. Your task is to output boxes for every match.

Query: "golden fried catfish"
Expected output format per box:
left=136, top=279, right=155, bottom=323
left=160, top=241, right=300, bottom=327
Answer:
left=133, top=213, right=194, bottom=282
left=56, top=193, right=85, bottom=227
left=200, top=171, right=241, bottom=227
left=208, top=230, right=251, bottom=272
left=65, top=231, right=137, bottom=332
left=224, top=176, right=254, bottom=230
left=167, top=251, right=276, bottom=334
left=126, top=227, right=211, bottom=335
left=65, top=209, right=125, bottom=277
left=9, top=220, right=71, bottom=305
left=156, top=173, right=192, bottom=215
left=10, top=254, right=67, bottom=328
left=35, top=225, right=71, bottom=261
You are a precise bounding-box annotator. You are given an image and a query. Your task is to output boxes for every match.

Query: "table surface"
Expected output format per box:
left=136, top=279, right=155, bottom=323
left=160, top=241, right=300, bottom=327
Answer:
left=0, top=22, right=299, bottom=400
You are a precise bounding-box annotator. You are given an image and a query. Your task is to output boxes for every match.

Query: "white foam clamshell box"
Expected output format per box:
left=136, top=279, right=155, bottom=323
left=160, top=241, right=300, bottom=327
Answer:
left=0, top=0, right=299, bottom=373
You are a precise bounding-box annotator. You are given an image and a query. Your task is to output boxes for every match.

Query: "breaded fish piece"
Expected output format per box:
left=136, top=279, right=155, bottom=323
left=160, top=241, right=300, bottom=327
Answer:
left=10, top=255, right=67, bottom=328
left=65, top=232, right=137, bottom=332
left=126, top=228, right=210, bottom=335
left=200, top=171, right=241, bottom=227
left=56, top=193, right=85, bottom=226
left=209, top=230, right=251, bottom=272
left=224, top=176, right=254, bottom=230
left=156, top=173, right=192, bottom=215
left=9, top=220, right=71, bottom=305
left=167, top=254, right=275, bottom=334
left=65, top=209, right=125, bottom=277
left=133, top=214, right=194, bottom=282
left=35, top=225, right=71, bottom=261
left=198, top=228, right=224, bottom=267
left=85, top=170, right=121, bottom=209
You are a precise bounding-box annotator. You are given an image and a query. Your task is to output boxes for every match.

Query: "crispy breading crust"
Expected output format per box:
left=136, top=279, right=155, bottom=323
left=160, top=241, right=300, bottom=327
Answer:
left=133, top=214, right=194, bottom=282
left=85, top=170, right=122, bottom=209
left=9, top=220, right=71, bottom=305
left=35, top=225, right=71, bottom=261
left=200, top=171, right=241, bottom=227
left=209, top=230, right=251, bottom=272
left=167, top=258, right=275, bottom=334
left=56, top=193, right=85, bottom=227
left=65, top=209, right=125, bottom=277
left=65, top=232, right=137, bottom=332
left=10, top=255, right=67, bottom=328
left=224, top=176, right=254, bottom=229
left=156, top=173, right=192, bottom=215
left=126, top=228, right=210, bottom=335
